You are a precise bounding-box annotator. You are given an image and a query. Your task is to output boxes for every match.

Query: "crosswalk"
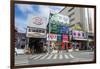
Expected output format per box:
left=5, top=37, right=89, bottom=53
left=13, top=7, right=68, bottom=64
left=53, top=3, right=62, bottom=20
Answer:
left=30, top=53, right=75, bottom=60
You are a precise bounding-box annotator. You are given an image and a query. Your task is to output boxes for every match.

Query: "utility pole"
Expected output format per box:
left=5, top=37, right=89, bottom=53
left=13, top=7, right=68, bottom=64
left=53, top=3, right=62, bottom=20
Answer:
left=86, top=8, right=90, bottom=50
left=47, top=13, right=52, bottom=54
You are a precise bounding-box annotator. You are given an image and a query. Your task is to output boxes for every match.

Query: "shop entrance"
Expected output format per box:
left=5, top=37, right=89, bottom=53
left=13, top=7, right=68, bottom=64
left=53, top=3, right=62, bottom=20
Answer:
left=29, top=38, right=46, bottom=54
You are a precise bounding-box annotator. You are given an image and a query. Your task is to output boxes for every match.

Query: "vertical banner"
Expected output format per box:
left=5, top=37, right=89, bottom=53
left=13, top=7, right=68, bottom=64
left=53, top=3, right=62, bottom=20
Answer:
left=57, top=34, right=62, bottom=42
left=62, top=34, right=68, bottom=42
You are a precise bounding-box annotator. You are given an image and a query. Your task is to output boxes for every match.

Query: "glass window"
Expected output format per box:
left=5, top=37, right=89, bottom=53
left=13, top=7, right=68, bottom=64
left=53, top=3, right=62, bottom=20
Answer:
left=38, top=30, right=41, bottom=32
left=68, top=7, right=74, bottom=12
left=41, top=30, right=45, bottom=33
left=69, top=12, right=75, bottom=17
left=28, top=28, right=31, bottom=32
left=32, top=29, right=35, bottom=32
left=70, top=18, right=75, bottom=22
left=82, top=33, right=84, bottom=36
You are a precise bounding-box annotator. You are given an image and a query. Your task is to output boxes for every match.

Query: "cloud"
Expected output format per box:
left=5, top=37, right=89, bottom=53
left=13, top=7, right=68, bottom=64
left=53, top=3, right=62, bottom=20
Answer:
left=15, top=4, right=64, bottom=33
left=15, top=4, right=34, bottom=14
left=15, top=17, right=27, bottom=33
left=50, top=6, right=64, bottom=13
left=38, top=5, right=50, bottom=17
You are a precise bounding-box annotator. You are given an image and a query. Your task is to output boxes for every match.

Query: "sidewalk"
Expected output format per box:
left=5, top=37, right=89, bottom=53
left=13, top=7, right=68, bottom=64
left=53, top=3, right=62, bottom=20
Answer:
left=15, top=54, right=31, bottom=66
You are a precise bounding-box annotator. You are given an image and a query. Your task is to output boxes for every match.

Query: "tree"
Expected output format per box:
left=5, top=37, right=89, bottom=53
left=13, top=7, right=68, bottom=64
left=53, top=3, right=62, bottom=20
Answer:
left=72, top=24, right=82, bottom=31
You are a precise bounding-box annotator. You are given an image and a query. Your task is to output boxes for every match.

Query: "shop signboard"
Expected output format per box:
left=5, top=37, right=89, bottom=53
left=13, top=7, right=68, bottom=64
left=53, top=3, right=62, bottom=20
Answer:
left=27, top=15, right=49, bottom=29
left=62, top=34, right=68, bottom=42
left=57, top=34, right=62, bottom=42
left=47, top=34, right=57, bottom=41
left=72, top=30, right=87, bottom=40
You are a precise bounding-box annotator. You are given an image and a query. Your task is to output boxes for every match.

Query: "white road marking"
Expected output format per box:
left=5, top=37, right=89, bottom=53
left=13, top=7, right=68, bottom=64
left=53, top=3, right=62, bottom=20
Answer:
left=64, top=54, right=69, bottom=59
left=34, top=55, right=43, bottom=59
left=69, top=54, right=74, bottom=58
left=30, top=55, right=37, bottom=59
left=47, top=54, right=53, bottom=59
left=59, top=54, right=63, bottom=59
left=53, top=54, right=58, bottom=59
left=40, top=54, right=49, bottom=60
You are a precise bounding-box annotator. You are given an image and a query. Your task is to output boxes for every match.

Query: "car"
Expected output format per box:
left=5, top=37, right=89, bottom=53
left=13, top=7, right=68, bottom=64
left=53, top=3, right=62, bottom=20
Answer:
left=15, top=48, right=25, bottom=55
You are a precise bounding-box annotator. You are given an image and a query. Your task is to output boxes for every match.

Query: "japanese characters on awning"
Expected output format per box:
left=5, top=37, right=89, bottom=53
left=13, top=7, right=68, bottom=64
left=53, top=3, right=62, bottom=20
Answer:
left=72, top=30, right=87, bottom=40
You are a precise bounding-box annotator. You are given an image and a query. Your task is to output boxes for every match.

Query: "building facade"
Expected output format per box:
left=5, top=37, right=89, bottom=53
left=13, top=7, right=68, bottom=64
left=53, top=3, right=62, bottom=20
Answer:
left=59, top=7, right=94, bottom=50
left=16, top=33, right=26, bottom=49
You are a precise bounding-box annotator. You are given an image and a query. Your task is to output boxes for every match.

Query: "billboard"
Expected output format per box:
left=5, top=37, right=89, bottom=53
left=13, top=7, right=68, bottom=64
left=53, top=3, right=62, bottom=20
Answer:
left=49, top=13, right=69, bottom=34
left=72, top=30, right=87, bottom=39
left=27, top=15, right=49, bottom=29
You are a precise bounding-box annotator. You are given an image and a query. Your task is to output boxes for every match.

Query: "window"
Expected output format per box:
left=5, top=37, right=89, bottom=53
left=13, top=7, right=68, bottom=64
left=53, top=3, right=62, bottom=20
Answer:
left=22, top=39, right=25, bottom=41
left=78, top=33, right=80, bottom=36
left=70, top=18, right=75, bottom=22
left=41, top=30, right=45, bottom=33
left=38, top=30, right=41, bottom=32
left=32, top=29, right=35, bottom=32
left=69, top=12, right=75, bottom=17
left=28, top=28, right=31, bottom=32
left=82, top=33, right=84, bottom=36
left=68, top=7, right=74, bottom=12
left=34, top=29, right=38, bottom=32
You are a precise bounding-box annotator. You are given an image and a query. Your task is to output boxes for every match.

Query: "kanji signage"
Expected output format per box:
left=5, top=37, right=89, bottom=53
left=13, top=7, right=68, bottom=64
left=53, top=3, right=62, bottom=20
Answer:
left=47, top=34, right=57, bottom=41
left=62, top=34, right=68, bottom=42
left=27, top=15, right=49, bottom=29
left=72, top=30, right=87, bottom=39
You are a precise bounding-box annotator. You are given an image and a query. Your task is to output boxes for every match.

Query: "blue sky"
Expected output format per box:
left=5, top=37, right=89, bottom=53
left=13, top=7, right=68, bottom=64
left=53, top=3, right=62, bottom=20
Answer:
left=15, top=4, right=64, bottom=33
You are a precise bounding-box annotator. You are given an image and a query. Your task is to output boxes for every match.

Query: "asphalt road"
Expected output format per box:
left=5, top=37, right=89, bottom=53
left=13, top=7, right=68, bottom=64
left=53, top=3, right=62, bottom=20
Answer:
left=15, top=50, right=94, bottom=66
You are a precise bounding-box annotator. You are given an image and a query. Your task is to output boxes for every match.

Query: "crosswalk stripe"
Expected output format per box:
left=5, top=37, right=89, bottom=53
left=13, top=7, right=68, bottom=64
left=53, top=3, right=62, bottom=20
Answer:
left=53, top=54, right=58, bottom=59
left=59, top=54, right=63, bottom=59
left=69, top=54, right=74, bottom=58
left=40, top=54, right=49, bottom=60
left=34, top=55, right=43, bottom=59
left=64, top=54, right=69, bottom=59
left=47, top=54, right=53, bottom=59
left=30, top=55, right=37, bottom=59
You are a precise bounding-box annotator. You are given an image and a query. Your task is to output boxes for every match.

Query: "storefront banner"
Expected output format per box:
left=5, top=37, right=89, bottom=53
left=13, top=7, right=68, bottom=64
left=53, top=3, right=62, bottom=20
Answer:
left=62, top=34, right=68, bottom=42
left=47, top=34, right=57, bottom=41
left=72, top=30, right=87, bottom=39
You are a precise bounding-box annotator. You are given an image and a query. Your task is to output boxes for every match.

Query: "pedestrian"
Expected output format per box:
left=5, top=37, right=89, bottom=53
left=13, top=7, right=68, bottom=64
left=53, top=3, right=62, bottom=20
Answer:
left=29, top=45, right=32, bottom=54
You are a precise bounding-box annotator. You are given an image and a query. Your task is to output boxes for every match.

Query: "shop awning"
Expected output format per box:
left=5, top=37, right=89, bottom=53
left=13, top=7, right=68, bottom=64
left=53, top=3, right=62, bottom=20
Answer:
left=73, top=38, right=88, bottom=41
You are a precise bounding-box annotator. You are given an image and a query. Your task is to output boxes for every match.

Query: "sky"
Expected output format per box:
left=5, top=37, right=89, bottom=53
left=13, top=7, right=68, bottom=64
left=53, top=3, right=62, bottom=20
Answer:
left=15, top=4, right=64, bottom=33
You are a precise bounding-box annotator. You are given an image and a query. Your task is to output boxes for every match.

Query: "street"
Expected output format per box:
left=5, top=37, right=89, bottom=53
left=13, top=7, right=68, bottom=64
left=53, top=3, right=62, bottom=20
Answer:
left=15, top=50, right=94, bottom=66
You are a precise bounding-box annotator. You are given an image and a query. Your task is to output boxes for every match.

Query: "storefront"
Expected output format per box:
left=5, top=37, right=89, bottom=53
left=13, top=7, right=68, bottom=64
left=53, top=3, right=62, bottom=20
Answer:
left=72, top=30, right=88, bottom=50
left=47, top=34, right=57, bottom=50
left=26, top=15, right=49, bottom=54
left=62, top=34, right=69, bottom=50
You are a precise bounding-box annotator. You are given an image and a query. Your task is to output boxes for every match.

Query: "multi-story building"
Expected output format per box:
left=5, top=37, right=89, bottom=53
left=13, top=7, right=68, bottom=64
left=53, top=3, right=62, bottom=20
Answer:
left=59, top=7, right=94, bottom=32
left=59, top=7, right=94, bottom=50
left=16, top=33, right=26, bottom=49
